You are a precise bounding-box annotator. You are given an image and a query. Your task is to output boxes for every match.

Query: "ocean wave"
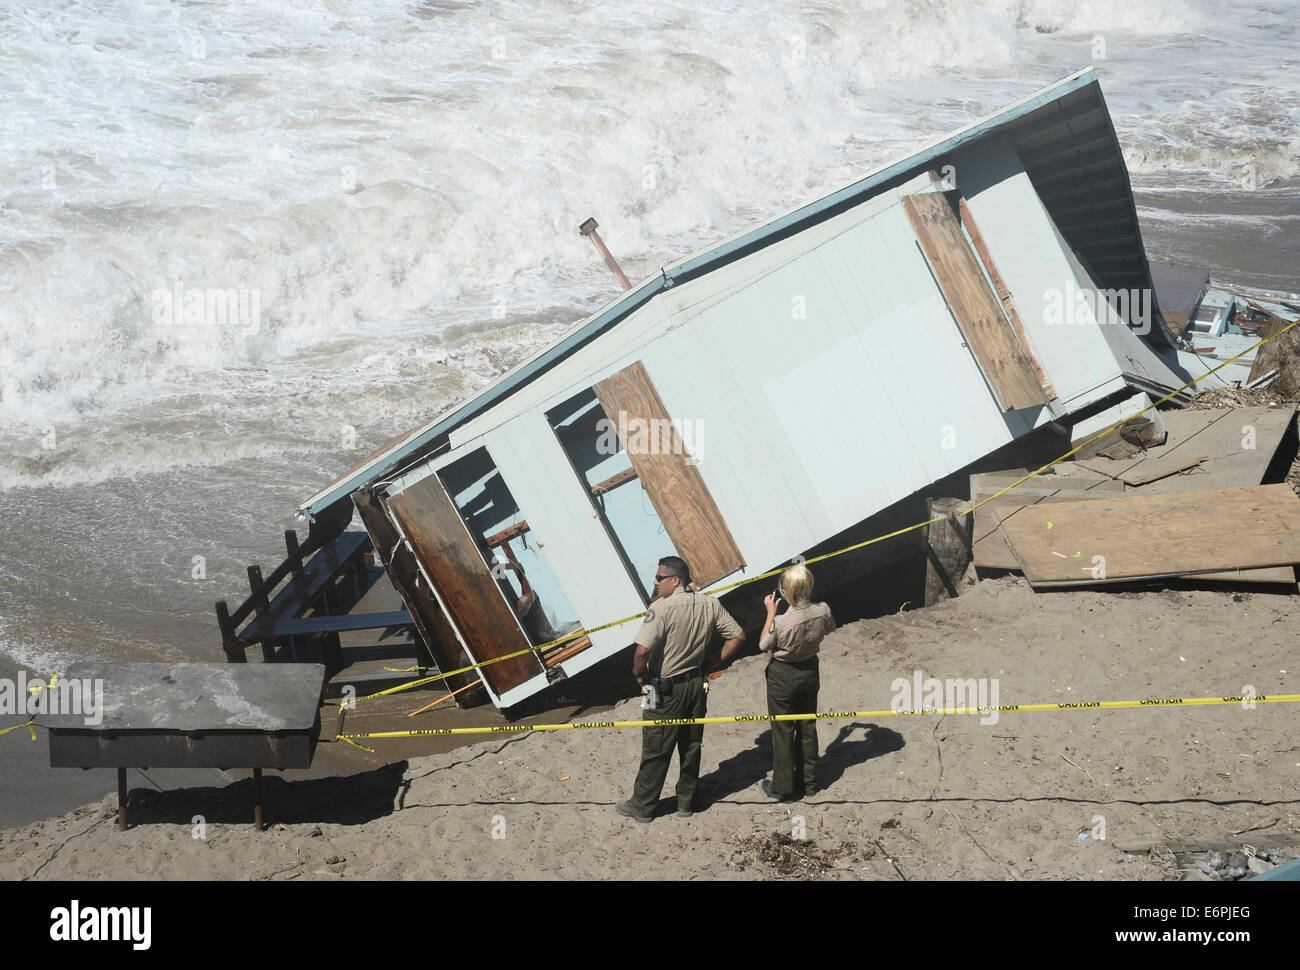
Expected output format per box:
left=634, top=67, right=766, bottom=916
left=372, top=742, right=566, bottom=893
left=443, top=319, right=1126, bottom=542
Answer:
left=0, top=0, right=1292, bottom=455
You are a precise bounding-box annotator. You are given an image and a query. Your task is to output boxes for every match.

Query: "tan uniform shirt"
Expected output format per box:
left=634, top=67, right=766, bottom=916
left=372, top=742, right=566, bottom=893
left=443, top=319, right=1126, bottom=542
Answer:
left=759, top=601, right=835, bottom=663
left=634, top=587, right=743, bottom=678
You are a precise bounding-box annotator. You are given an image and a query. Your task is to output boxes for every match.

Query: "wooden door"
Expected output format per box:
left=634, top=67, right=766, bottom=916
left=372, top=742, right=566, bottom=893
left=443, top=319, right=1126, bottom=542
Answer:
left=384, top=472, right=543, bottom=697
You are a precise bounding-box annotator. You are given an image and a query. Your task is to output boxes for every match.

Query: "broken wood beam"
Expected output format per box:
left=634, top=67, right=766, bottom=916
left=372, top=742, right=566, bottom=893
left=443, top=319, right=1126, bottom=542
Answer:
left=542, top=635, right=593, bottom=668
left=484, top=520, right=531, bottom=549
left=591, top=466, right=638, bottom=495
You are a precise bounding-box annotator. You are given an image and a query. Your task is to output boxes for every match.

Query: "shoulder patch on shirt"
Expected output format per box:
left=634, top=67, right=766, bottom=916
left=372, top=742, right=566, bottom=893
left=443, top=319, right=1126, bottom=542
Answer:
left=645, top=609, right=655, bottom=622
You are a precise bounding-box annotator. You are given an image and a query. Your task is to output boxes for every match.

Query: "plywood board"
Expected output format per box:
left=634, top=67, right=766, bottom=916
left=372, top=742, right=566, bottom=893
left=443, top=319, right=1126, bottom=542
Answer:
left=974, top=488, right=1295, bottom=585
left=971, top=469, right=1124, bottom=497
left=1180, top=565, right=1296, bottom=585
left=1110, top=405, right=1295, bottom=495
left=593, top=360, right=744, bottom=588
left=1076, top=453, right=1208, bottom=486
left=972, top=490, right=1113, bottom=570
left=957, top=196, right=1055, bottom=399
left=385, top=474, right=544, bottom=696
left=1000, top=484, right=1300, bottom=587
left=902, top=192, right=1049, bottom=412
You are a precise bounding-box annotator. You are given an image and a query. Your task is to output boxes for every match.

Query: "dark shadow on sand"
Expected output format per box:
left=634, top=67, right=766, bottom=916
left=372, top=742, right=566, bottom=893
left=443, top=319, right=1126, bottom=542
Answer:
left=121, top=761, right=410, bottom=828
left=694, top=721, right=904, bottom=810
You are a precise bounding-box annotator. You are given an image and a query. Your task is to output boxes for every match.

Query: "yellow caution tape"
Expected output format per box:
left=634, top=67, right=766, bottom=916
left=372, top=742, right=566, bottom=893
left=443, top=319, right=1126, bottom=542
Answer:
left=3, top=672, right=62, bottom=743
left=336, top=691, right=1300, bottom=740
left=0, top=717, right=36, bottom=738
left=27, top=671, right=59, bottom=696
left=336, top=735, right=375, bottom=753
left=354, top=317, right=1300, bottom=702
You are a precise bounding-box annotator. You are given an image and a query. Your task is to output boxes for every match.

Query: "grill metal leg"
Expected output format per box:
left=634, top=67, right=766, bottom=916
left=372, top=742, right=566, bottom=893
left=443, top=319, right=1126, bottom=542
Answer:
left=253, top=768, right=264, bottom=830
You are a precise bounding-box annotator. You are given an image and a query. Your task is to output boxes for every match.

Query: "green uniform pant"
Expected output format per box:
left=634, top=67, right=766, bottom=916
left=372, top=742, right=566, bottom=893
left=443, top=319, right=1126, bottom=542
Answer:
left=630, top=676, right=706, bottom=816
left=766, top=656, right=820, bottom=797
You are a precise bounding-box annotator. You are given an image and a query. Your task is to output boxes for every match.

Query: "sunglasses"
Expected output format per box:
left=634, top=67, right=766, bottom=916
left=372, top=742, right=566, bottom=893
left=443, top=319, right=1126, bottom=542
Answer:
left=652, top=573, right=679, bottom=584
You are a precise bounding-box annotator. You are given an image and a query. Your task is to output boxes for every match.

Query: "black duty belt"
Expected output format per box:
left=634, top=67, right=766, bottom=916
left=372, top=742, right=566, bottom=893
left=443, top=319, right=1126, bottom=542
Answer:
left=660, top=668, right=701, bottom=686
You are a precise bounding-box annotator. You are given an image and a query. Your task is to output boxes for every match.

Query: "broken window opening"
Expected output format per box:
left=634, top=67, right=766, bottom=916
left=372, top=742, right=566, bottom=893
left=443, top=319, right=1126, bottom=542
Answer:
left=439, top=447, right=588, bottom=665
left=548, top=388, right=672, bottom=604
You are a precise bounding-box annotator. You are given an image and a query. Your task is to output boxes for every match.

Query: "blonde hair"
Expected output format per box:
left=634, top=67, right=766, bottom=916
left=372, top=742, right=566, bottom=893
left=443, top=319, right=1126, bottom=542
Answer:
left=780, top=564, right=814, bottom=605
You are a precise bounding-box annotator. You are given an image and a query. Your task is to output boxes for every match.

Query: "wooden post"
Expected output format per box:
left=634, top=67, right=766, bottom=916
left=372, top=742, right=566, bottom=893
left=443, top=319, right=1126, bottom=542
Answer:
left=579, top=217, right=631, bottom=291
left=247, top=565, right=269, bottom=614
left=247, top=565, right=272, bottom=662
left=117, top=767, right=128, bottom=831
left=923, top=498, right=973, bottom=607
left=285, top=530, right=305, bottom=585
left=215, top=600, right=246, bottom=663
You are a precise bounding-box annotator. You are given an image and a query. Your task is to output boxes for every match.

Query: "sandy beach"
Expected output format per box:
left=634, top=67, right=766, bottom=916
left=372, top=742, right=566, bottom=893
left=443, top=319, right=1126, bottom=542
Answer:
left=4, top=575, right=1297, bottom=881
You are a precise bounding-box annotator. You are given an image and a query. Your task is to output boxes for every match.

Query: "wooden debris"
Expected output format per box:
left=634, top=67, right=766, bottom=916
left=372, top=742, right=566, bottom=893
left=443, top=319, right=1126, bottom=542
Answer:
left=1076, top=453, right=1208, bottom=487
left=972, top=490, right=1113, bottom=570
left=1000, top=484, right=1300, bottom=587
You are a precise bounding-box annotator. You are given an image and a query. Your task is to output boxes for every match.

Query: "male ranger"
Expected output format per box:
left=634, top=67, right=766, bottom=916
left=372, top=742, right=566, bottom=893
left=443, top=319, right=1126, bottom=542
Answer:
left=616, top=556, right=746, bottom=822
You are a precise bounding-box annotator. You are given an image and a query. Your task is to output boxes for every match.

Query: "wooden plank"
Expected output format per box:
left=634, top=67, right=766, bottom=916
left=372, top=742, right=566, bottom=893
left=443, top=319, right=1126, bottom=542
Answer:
left=1187, top=565, right=1296, bottom=585
left=384, top=473, right=544, bottom=696
left=902, top=192, right=1049, bottom=412
left=238, top=532, right=370, bottom=642
left=353, top=489, right=483, bottom=701
left=1076, top=453, right=1208, bottom=487
left=974, top=489, right=1295, bottom=584
left=972, top=491, right=1113, bottom=570
left=276, top=609, right=412, bottom=637
left=957, top=197, right=1056, bottom=400
left=591, top=466, right=638, bottom=495
left=541, top=635, right=593, bottom=668
left=593, top=361, right=745, bottom=588
left=1000, top=484, right=1300, bottom=587
left=970, top=470, right=1125, bottom=496
left=484, top=520, right=530, bottom=548
left=1112, top=405, right=1296, bottom=495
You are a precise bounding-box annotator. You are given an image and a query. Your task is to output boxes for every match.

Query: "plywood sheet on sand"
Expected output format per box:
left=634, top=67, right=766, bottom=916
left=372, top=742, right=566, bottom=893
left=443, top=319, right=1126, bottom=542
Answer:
left=999, top=484, right=1300, bottom=587
left=1077, top=405, right=1295, bottom=496
left=1076, top=453, right=1208, bottom=486
left=973, top=490, right=1113, bottom=570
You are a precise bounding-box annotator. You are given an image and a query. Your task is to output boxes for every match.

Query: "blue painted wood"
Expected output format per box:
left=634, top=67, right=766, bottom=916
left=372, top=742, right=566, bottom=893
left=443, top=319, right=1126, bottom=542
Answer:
left=275, top=609, right=412, bottom=636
